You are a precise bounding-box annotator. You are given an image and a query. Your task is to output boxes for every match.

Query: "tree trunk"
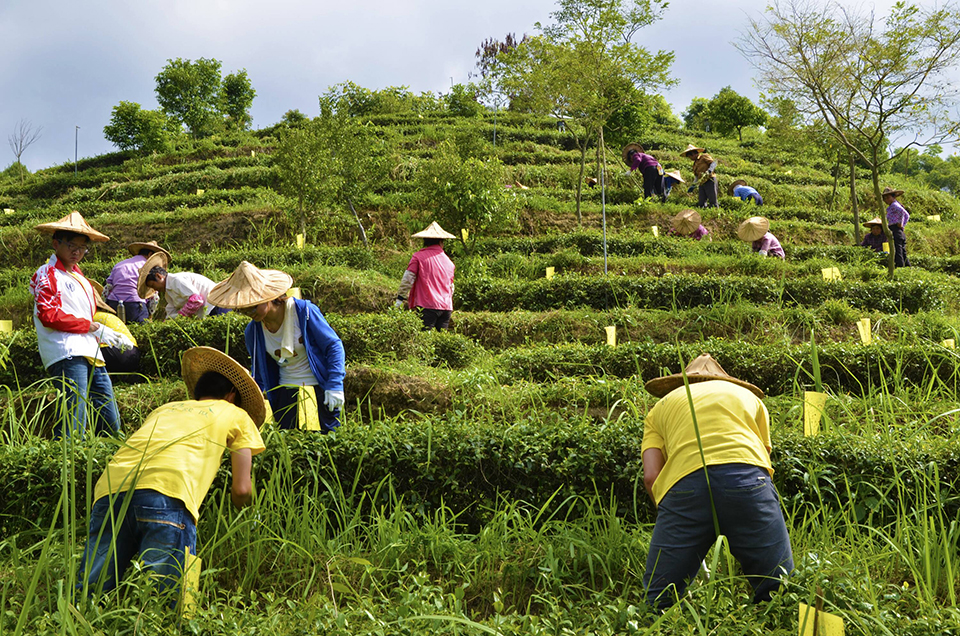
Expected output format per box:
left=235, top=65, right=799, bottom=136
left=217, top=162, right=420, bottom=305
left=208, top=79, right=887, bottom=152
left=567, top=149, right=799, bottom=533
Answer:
left=575, top=142, right=587, bottom=226
left=346, top=197, right=369, bottom=248
left=828, top=150, right=840, bottom=211
left=849, top=153, right=861, bottom=244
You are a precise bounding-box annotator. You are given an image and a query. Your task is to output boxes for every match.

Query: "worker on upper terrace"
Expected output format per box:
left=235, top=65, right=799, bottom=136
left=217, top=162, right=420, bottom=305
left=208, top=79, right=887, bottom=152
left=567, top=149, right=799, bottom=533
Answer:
left=860, top=217, right=887, bottom=254
left=668, top=209, right=709, bottom=240
left=394, top=222, right=457, bottom=332
left=729, top=180, right=763, bottom=206
left=682, top=144, right=719, bottom=208
left=623, top=143, right=666, bottom=202
left=738, top=216, right=784, bottom=259
left=883, top=187, right=911, bottom=268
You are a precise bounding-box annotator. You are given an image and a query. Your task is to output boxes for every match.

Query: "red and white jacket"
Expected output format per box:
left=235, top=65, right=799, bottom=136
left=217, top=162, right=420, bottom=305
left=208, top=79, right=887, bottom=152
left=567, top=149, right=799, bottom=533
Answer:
left=30, top=254, right=103, bottom=369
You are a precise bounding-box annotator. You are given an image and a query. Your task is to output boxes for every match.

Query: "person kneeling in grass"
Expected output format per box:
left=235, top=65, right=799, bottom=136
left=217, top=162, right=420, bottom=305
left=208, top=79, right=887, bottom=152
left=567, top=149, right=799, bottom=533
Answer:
left=641, top=354, right=793, bottom=610
left=76, top=346, right=265, bottom=605
left=738, top=216, right=785, bottom=259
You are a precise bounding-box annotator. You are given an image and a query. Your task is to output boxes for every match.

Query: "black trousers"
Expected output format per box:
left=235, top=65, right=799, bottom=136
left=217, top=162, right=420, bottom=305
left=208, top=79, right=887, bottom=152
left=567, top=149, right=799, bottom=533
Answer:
left=641, top=165, right=666, bottom=202
left=419, top=308, right=452, bottom=331
left=890, top=225, right=910, bottom=267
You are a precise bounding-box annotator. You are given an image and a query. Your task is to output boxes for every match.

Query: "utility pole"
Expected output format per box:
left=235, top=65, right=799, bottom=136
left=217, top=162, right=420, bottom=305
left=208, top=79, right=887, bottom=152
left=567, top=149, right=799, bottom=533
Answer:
left=74, top=126, right=79, bottom=177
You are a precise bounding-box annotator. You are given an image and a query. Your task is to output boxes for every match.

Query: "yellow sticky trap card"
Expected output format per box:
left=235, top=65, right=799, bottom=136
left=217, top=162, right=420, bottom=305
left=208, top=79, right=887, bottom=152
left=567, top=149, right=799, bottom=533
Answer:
left=250, top=150, right=256, bottom=157
left=856, top=318, right=871, bottom=345
left=545, top=266, right=555, bottom=280
left=286, top=287, right=302, bottom=299
left=821, top=267, right=841, bottom=281
left=0, top=320, right=11, bottom=333
left=298, top=385, right=321, bottom=431
left=2, top=208, right=13, bottom=215
left=181, top=545, right=201, bottom=617
left=296, top=234, right=305, bottom=250
left=651, top=226, right=659, bottom=237
left=927, top=214, right=941, bottom=222
left=882, top=242, right=890, bottom=252
left=804, top=391, right=828, bottom=437
left=605, top=325, right=617, bottom=347
left=195, top=188, right=204, bottom=196
left=799, top=603, right=844, bottom=635
left=461, top=228, right=469, bottom=242
left=943, top=338, right=955, bottom=349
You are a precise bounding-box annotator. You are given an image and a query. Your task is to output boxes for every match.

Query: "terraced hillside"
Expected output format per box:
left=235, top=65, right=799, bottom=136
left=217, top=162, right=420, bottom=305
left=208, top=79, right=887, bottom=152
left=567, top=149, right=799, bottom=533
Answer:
left=2, top=112, right=960, bottom=633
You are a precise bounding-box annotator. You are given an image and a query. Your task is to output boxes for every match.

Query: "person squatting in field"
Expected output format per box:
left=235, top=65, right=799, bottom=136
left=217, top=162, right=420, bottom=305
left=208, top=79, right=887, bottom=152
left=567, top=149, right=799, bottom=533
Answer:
left=395, top=222, right=457, bottom=331
left=729, top=180, right=763, bottom=205
left=30, top=212, right=132, bottom=437
left=138, top=251, right=230, bottom=320
left=103, top=240, right=169, bottom=323
left=668, top=209, right=710, bottom=240
left=75, top=347, right=265, bottom=606
left=641, top=354, right=794, bottom=609
left=738, top=216, right=785, bottom=259
left=860, top=217, right=887, bottom=253
left=90, top=280, right=140, bottom=374
left=209, top=261, right=346, bottom=432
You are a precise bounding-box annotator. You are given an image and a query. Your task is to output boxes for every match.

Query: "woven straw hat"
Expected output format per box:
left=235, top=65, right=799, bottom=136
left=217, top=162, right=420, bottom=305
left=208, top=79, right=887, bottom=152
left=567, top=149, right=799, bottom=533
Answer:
left=127, top=240, right=171, bottom=259
left=672, top=209, right=702, bottom=236
left=682, top=143, right=705, bottom=157
left=664, top=169, right=685, bottom=183
left=863, top=217, right=884, bottom=228
left=88, top=280, right=116, bottom=315
left=728, top=179, right=748, bottom=196
left=412, top=222, right=457, bottom=240
left=208, top=261, right=293, bottom=309
left=181, top=346, right=265, bottom=427
left=137, top=251, right=170, bottom=299
left=622, top=143, right=645, bottom=164
left=881, top=187, right=904, bottom=198
left=645, top=353, right=764, bottom=399
left=737, top=216, right=770, bottom=242
left=35, top=211, right=109, bottom=243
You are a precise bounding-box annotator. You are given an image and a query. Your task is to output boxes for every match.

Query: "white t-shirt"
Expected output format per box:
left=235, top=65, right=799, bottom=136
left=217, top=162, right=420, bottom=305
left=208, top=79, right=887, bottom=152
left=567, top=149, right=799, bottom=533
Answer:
left=262, top=321, right=316, bottom=386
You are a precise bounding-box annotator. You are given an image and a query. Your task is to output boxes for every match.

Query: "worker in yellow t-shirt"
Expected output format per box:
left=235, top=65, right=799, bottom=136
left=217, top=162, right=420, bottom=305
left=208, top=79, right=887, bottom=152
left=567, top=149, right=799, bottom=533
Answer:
left=76, top=347, right=266, bottom=604
left=640, top=354, right=793, bottom=609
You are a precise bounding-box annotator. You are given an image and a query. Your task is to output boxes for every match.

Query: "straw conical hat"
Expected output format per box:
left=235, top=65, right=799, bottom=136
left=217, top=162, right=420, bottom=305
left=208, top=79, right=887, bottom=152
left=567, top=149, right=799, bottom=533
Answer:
left=207, top=261, right=293, bottom=309
left=35, top=211, right=109, bottom=242
left=682, top=143, right=705, bottom=156
left=664, top=169, right=685, bottom=183
left=622, top=143, right=645, bottom=165
left=728, top=179, right=747, bottom=196
left=88, top=280, right=116, bottom=315
left=127, top=240, right=171, bottom=259
left=863, top=217, right=884, bottom=228
left=181, top=346, right=265, bottom=427
left=645, top=353, right=764, bottom=399
left=672, top=209, right=702, bottom=236
left=882, top=187, right=904, bottom=197
left=137, top=251, right=170, bottom=299
left=737, top=216, right=770, bottom=242
left=412, top=222, right=457, bottom=240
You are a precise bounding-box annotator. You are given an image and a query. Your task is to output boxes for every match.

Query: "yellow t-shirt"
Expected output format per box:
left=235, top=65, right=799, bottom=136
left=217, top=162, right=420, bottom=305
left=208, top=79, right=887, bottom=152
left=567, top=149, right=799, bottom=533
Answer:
left=94, top=399, right=265, bottom=522
left=641, top=380, right=773, bottom=505
left=93, top=311, right=137, bottom=347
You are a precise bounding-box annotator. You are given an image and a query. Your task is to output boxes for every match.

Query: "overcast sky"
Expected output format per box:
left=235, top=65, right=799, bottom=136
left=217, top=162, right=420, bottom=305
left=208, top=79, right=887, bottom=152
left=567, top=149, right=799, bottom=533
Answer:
left=1, top=0, right=906, bottom=171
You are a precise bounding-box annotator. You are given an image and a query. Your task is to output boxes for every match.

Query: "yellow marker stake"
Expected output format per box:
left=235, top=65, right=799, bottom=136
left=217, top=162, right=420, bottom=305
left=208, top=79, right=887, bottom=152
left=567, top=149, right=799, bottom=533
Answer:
left=250, top=150, right=256, bottom=158
left=832, top=267, right=841, bottom=280
left=196, top=188, right=204, bottom=196
left=181, top=546, right=201, bottom=617
left=461, top=228, right=469, bottom=242
left=545, top=266, right=555, bottom=280
left=804, top=391, right=828, bottom=437
left=651, top=226, right=659, bottom=238
left=0, top=320, right=11, bottom=333
left=298, top=385, right=321, bottom=431
left=286, top=287, right=302, bottom=299
left=296, top=234, right=305, bottom=250
left=2, top=209, right=13, bottom=215
left=943, top=338, right=955, bottom=349
left=857, top=318, right=871, bottom=345
left=882, top=242, right=890, bottom=252
left=821, top=268, right=832, bottom=280
left=799, top=603, right=844, bottom=635
left=605, top=325, right=617, bottom=347
left=927, top=214, right=941, bottom=222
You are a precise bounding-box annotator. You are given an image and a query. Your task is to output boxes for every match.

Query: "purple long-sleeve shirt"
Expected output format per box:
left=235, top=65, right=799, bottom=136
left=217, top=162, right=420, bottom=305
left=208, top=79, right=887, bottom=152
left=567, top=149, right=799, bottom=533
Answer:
left=629, top=152, right=660, bottom=172
left=886, top=201, right=909, bottom=228
left=860, top=232, right=886, bottom=252
left=104, top=254, right=148, bottom=303
left=752, top=232, right=785, bottom=258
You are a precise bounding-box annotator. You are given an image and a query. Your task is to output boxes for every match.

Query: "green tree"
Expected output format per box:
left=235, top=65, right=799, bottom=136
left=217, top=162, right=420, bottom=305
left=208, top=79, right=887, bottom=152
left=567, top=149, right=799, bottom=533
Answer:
left=103, top=101, right=175, bottom=156
left=281, top=109, right=308, bottom=126
left=416, top=139, right=518, bottom=249
left=445, top=83, right=484, bottom=117
left=221, top=70, right=256, bottom=130
left=738, top=0, right=960, bottom=275
left=155, top=57, right=223, bottom=138
left=274, top=122, right=326, bottom=234
left=682, top=97, right=710, bottom=131
left=705, top=86, right=767, bottom=141
left=489, top=0, right=675, bottom=224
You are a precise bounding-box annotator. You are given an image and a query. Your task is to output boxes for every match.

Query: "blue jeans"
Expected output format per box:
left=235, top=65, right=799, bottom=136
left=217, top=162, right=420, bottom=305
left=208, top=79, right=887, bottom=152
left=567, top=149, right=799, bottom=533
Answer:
left=643, top=464, right=793, bottom=609
left=47, top=356, right=120, bottom=437
left=76, top=489, right=197, bottom=601
left=271, top=385, right=340, bottom=433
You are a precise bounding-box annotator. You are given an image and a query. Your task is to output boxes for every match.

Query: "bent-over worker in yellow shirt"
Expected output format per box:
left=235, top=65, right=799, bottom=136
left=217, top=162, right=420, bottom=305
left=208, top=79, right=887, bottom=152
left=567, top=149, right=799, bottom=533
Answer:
left=640, top=354, right=793, bottom=609
left=76, top=346, right=266, bottom=603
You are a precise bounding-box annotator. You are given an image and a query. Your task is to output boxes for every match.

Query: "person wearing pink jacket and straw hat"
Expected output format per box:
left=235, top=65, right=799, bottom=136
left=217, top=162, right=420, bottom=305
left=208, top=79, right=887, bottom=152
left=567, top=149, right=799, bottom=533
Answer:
left=395, top=222, right=457, bottom=331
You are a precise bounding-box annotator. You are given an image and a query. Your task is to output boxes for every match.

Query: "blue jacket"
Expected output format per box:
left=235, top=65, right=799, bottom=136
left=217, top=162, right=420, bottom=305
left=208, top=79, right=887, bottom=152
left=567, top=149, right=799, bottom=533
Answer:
left=246, top=298, right=345, bottom=412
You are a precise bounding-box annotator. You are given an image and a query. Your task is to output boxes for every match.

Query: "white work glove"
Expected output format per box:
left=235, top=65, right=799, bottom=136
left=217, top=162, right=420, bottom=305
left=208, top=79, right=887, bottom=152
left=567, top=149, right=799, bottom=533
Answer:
left=323, top=390, right=344, bottom=412
left=146, top=295, right=160, bottom=315
left=393, top=299, right=404, bottom=309
left=102, top=283, right=114, bottom=298
left=95, top=325, right=134, bottom=352
left=758, top=250, right=769, bottom=257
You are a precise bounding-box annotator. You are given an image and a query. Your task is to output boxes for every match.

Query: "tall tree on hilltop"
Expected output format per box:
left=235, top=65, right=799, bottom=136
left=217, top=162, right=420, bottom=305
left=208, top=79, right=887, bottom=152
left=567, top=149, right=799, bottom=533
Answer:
left=706, top=87, right=767, bottom=141
left=221, top=70, right=257, bottom=131
left=103, top=101, right=176, bottom=159
left=8, top=119, right=41, bottom=185
left=155, top=57, right=224, bottom=138
left=737, top=0, right=960, bottom=276
left=487, top=0, right=675, bottom=225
